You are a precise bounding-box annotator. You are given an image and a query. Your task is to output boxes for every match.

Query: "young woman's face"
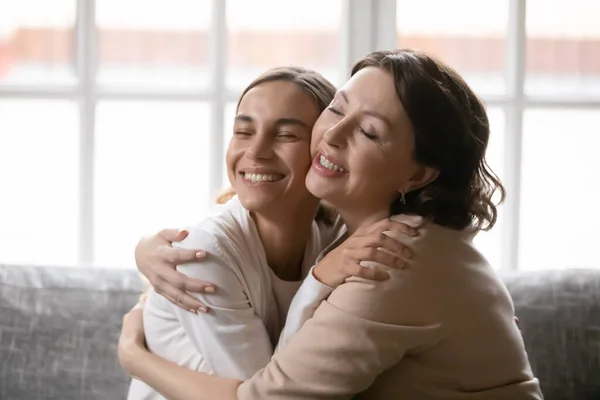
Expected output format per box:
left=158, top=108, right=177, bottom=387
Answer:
left=226, top=80, right=321, bottom=214
left=305, top=67, right=436, bottom=217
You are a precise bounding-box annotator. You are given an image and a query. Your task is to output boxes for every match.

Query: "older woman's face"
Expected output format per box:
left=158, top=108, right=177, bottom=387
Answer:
left=305, top=66, right=436, bottom=216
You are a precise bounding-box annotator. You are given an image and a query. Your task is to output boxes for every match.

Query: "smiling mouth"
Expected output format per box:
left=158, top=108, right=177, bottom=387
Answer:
left=318, top=154, right=347, bottom=173
left=240, top=172, right=285, bottom=183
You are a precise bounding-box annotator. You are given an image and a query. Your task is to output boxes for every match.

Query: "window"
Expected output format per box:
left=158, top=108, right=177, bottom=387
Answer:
left=397, top=0, right=600, bottom=270
left=0, top=0, right=344, bottom=268
left=1, top=0, right=598, bottom=270
left=396, top=0, right=509, bottom=96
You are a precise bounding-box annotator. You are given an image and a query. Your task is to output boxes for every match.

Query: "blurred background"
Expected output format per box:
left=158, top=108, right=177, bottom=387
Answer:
left=0, top=0, right=598, bottom=271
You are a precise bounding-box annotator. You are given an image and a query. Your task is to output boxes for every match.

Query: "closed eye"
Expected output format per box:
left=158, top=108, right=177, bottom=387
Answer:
left=277, top=132, right=299, bottom=139
left=360, top=127, right=377, bottom=140
left=234, top=130, right=253, bottom=136
left=327, top=106, right=343, bottom=116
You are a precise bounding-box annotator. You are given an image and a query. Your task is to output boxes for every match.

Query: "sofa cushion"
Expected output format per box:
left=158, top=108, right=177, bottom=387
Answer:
left=0, top=264, right=143, bottom=400
left=503, top=268, right=600, bottom=400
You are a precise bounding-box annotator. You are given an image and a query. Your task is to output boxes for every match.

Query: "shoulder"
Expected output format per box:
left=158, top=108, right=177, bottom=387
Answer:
left=175, top=196, right=255, bottom=261
left=329, top=219, right=486, bottom=325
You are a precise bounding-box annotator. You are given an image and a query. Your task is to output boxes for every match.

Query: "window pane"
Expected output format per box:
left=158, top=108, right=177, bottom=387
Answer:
left=526, top=0, right=600, bottom=97
left=0, top=0, right=76, bottom=85
left=396, top=0, right=508, bottom=96
left=473, top=108, right=505, bottom=269
left=520, top=110, right=600, bottom=270
left=96, top=0, right=211, bottom=89
left=94, top=102, right=211, bottom=268
left=226, top=0, right=343, bottom=90
left=0, top=100, right=78, bottom=265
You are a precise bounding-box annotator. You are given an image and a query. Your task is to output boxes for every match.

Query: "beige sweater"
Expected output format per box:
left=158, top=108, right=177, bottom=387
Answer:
left=238, top=219, right=543, bottom=399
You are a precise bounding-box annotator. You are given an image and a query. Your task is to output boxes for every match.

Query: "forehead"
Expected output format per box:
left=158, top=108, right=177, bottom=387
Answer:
left=341, top=67, right=403, bottom=116
left=237, top=80, right=318, bottom=122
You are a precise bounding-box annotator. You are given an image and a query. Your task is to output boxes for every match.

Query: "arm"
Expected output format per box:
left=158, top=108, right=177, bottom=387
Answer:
left=120, top=217, right=428, bottom=399
left=275, top=267, right=333, bottom=352
left=120, top=271, right=439, bottom=400
left=276, top=216, right=421, bottom=352
left=166, top=226, right=274, bottom=379
left=119, top=307, right=240, bottom=400
left=238, top=274, right=443, bottom=399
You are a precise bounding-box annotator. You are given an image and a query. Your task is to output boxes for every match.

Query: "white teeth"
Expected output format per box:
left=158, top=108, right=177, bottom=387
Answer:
left=319, top=155, right=346, bottom=173
left=243, top=173, right=282, bottom=183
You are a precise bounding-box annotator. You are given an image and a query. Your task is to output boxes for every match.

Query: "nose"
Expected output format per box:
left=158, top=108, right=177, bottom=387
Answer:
left=245, top=133, right=273, bottom=161
left=323, top=119, right=351, bottom=149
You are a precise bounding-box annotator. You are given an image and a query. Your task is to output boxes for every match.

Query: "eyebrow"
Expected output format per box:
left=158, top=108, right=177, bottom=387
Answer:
left=235, top=114, right=309, bottom=127
left=338, top=90, right=393, bottom=129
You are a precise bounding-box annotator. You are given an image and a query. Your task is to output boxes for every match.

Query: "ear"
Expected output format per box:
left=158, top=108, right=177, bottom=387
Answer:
left=401, top=165, right=439, bottom=193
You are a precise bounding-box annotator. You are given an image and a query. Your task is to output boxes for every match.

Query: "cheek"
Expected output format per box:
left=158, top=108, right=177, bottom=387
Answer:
left=310, top=116, right=330, bottom=153
left=225, top=140, right=242, bottom=171
left=282, top=143, right=312, bottom=175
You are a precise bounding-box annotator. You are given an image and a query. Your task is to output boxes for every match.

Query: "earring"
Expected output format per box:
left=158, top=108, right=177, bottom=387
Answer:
left=399, top=191, right=406, bottom=205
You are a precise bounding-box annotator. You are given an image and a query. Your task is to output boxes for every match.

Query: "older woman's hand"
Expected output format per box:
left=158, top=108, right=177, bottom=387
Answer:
left=136, top=228, right=215, bottom=312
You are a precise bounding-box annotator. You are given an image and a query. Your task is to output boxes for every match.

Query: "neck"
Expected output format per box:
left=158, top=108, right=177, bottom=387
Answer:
left=252, top=198, right=319, bottom=281
left=338, top=205, right=390, bottom=235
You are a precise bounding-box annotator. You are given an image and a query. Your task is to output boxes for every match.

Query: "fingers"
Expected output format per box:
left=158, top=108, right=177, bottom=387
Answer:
left=348, top=264, right=389, bottom=281
left=386, top=219, right=421, bottom=237
left=355, top=247, right=404, bottom=269
left=159, top=246, right=206, bottom=266
left=157, top=228, right=189, bottom=243
left=364, top=217, right=422, bottom=237
left=154, top=268, right=215, bottom=313
left=365, top=233, right=413, bottom=259
left=156, top=278, right=209, bottom=313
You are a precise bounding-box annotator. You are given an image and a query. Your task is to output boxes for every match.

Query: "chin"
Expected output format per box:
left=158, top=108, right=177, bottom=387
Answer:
left=236, top=193, right=271, bottom=213
left=306, top=176, right=336, bottom=205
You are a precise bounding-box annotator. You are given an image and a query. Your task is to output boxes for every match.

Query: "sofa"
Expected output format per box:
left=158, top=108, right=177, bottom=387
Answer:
left=1, top=263, right=599, bottom=400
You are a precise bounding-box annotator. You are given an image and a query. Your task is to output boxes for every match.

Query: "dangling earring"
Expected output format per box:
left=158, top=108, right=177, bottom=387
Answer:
left=399, top=191, right=406, bottom=205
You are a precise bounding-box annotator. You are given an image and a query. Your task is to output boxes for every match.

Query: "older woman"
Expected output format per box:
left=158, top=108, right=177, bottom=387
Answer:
left=119, top=49, right=543, bottom=399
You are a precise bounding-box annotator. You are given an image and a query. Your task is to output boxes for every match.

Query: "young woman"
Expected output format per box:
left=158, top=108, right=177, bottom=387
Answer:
left=120, top=50, right=543, bottom=399
left=126, top=66, right=416, bottom=400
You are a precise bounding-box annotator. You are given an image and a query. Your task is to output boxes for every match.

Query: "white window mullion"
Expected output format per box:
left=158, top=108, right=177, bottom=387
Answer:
left=76, top=0, right=97, bottom=266
left=341, top=0, right=376, bottom=80
left=208, top=0, right=227, bottom=198
left=373, top=0, right=397, bottom=50
left=502, top=0, right=527, bottom=270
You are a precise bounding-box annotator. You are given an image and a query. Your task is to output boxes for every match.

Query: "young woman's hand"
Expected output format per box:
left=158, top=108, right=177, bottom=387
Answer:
left=313, top=216, right=422, bottom=288
left=118, top=302, right=147, bottom=376
left=135, top=228, right=215, bottom=311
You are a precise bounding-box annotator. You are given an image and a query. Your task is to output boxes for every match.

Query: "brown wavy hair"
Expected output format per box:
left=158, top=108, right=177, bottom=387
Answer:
left=218, top=66, right=337, bottom=224
left=352, top=49, right=505, bottom=231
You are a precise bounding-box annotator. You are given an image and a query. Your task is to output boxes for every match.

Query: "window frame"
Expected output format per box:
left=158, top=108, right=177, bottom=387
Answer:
left=1, top=0, right=599, bottom=269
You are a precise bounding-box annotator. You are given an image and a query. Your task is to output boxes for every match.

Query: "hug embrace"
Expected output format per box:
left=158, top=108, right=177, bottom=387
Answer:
left=119, top=49, right=544, bottom=400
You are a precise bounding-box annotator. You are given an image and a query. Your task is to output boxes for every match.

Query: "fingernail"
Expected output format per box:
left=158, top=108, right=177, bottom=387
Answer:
left=204, top=286, right=215, bottom=294
left=188, top=308, right=197, bottom=314
left=196, top=251, right=206, bottom=258
left=198, top=307, right=208, bottom=313
left=403, top=215, right=424, bottom=225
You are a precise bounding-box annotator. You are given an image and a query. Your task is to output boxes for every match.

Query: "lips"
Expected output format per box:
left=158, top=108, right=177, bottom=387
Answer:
left=241, top=172, right=284, bottom=183
left=311, top=152, right=347, bottom=178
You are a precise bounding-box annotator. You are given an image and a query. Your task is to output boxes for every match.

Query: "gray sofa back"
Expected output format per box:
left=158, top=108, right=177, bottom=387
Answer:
left=0, top=264, right=142, bottom=400
left=1, top=264, right=599, bottom=400
left=503, top=269, right=600, bottom=400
